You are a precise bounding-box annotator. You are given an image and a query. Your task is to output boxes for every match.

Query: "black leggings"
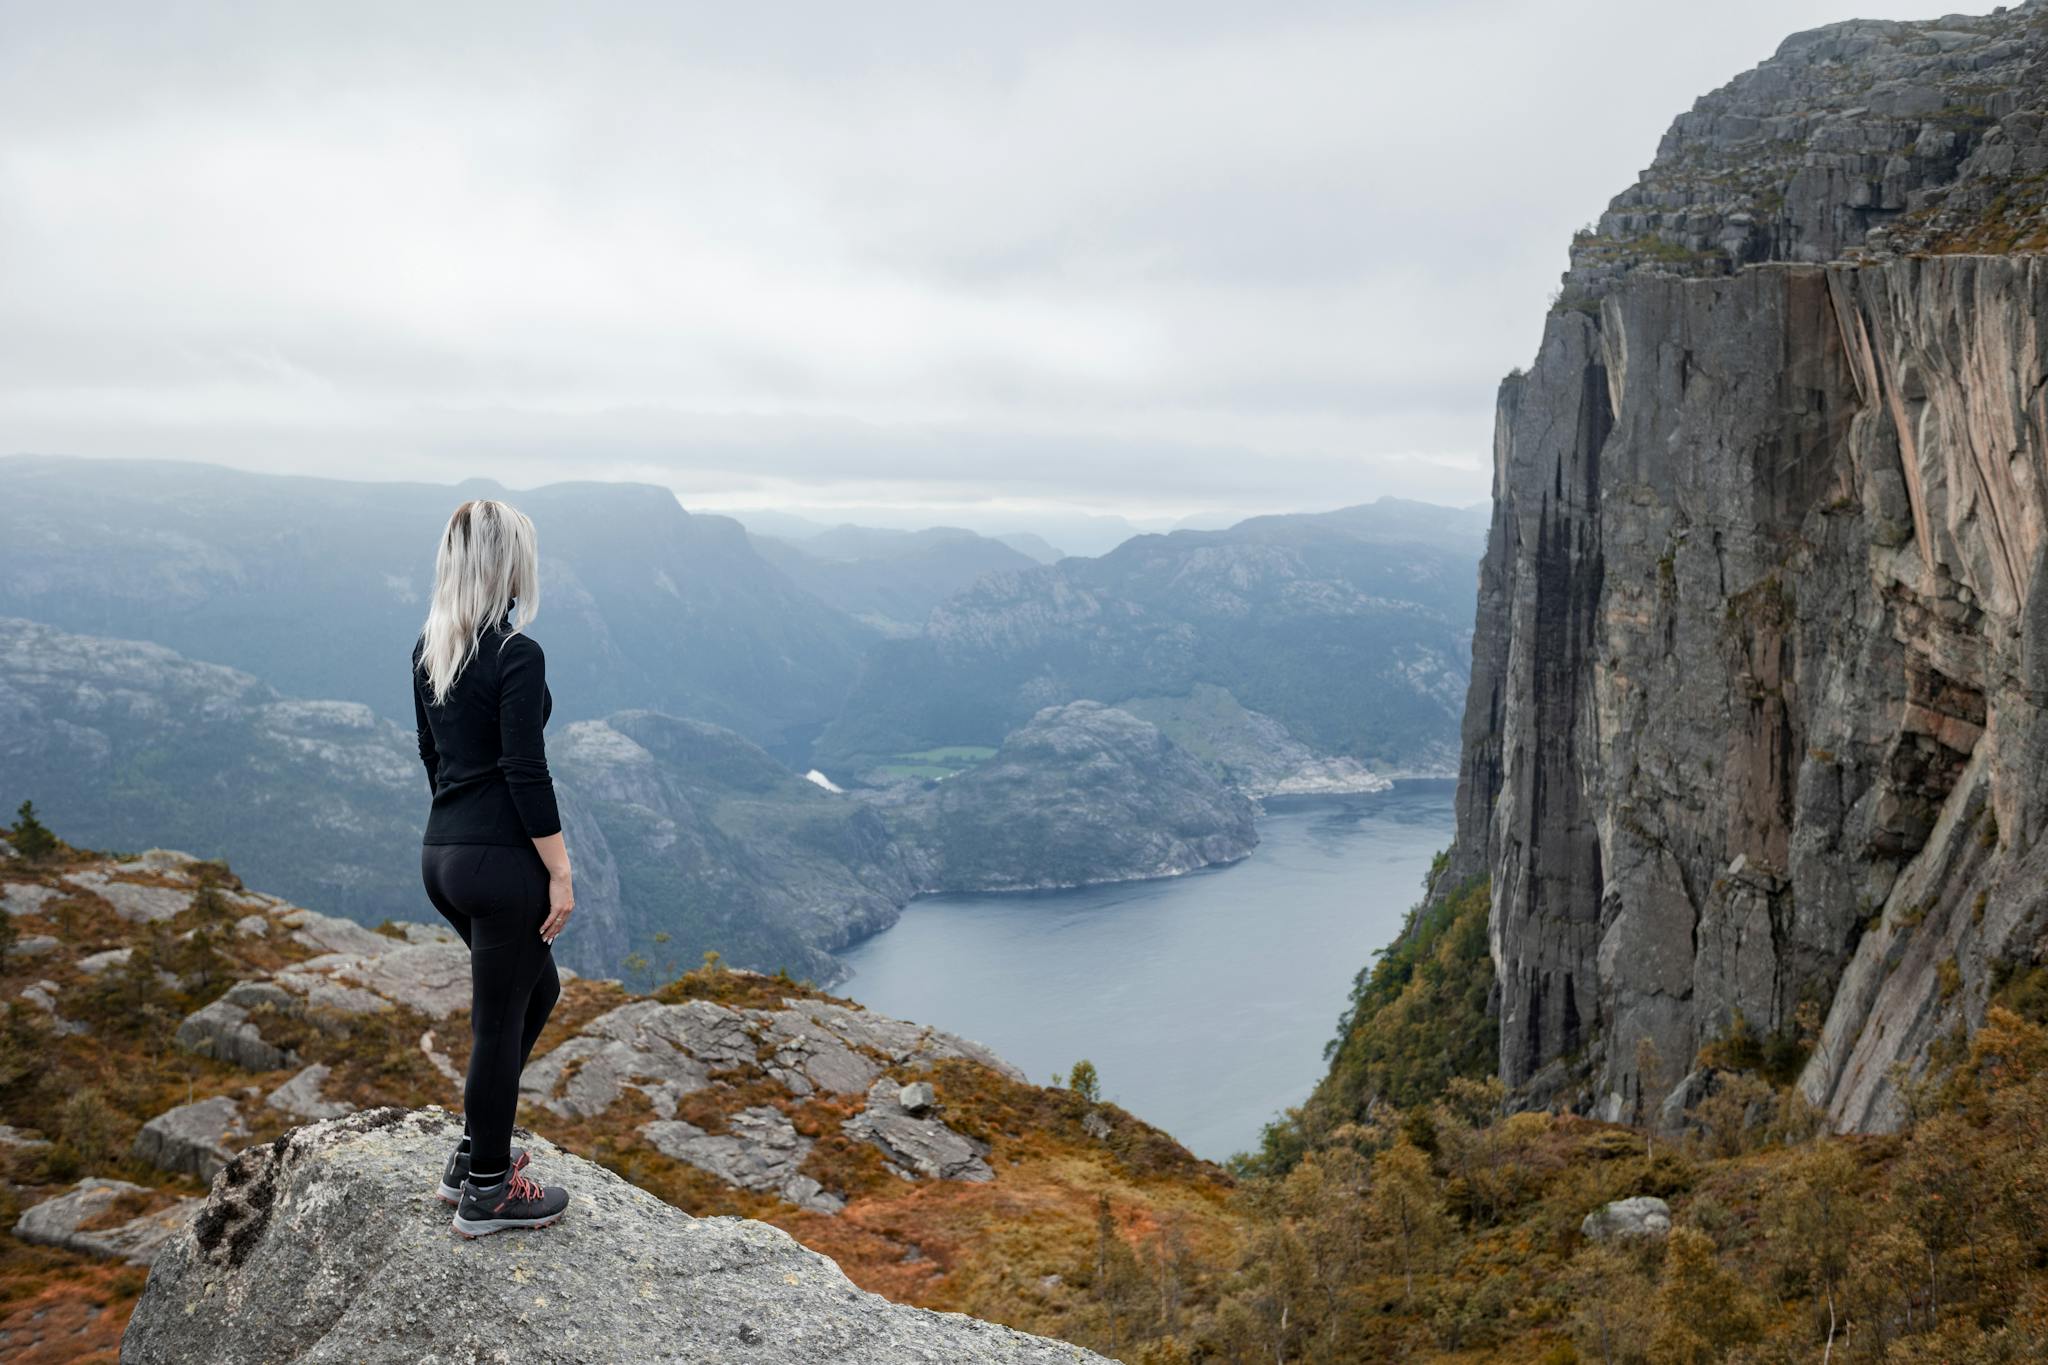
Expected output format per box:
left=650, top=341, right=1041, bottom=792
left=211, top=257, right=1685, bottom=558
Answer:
left=420, top=843, right=561, bottom=1175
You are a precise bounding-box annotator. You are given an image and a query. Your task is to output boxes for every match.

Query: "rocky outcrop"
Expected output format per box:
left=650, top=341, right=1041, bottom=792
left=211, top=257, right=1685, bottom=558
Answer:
left=1581, top=1197, right=1672, bottom=1242
left=174, top=981, right=302, bottom=1071
left=522, top=993, right=1021, bottom=1120
left=643, top=1107, right=847, bottom=1214
left=884, top=701, right=1259, bottom=892
left=842, top=1078, right=994, bottom=1183
left=133, top=1096, right=247, bottom=1181
left=1438, top=3, right=2048, bottom=1132
left=267, top=1063, right=351, bottom=1121
left=120, top=1107, right=1109, bottom=1364
left=15, top=1180, right=200, bottom=1267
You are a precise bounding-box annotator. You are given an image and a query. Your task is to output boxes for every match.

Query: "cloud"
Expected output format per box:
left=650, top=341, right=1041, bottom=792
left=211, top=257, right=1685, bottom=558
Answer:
left=0, top=0, right=1965, bottom=517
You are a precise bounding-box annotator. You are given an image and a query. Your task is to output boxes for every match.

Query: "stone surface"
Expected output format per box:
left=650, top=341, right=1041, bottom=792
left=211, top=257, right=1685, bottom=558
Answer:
left=643, top=1107, right=846, bottom=1214
left=18, top=979, right=85, bottom=1035
left=174, top=981, right=300, bottom=1071
left=521, top=999, right=751, bottom=1119
left=121, top=1107, right=1107, bottom=1364
left=268, top=1063, right=351, bottom=1121
left=843, top=1078, right=993, bottom=1182
left=134, top=1095, right=248, bottom=1181
left=15, top=1179, right=200, bottom=1266
left=523, top=995, right=1021, bottom=1120
left=1, top=883, right=62, bottom=917
left=77, top=946, right=134, bottom=975
left=62, top=869, right=192, bottom=923
left=276, top=906, right=398, bottom=957
left=1430, top=3, right=2048, bottom=1133
left=1581, top=1196, right=1672, bottom=1242
left=11, top=934, right=57, bottom=957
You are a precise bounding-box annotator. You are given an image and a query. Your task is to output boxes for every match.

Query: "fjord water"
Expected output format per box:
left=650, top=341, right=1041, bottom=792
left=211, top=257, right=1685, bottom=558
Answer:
left=838, top=780, right=1458, bottom=1161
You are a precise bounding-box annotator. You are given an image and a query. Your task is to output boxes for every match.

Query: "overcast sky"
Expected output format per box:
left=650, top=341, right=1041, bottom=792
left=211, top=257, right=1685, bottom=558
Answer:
left=0, top=0, right=1970, bottom=524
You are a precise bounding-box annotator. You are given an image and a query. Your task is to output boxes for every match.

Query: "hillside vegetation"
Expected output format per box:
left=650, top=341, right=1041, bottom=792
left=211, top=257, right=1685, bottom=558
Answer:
left=0, top=816, right=1239, bottom=1363
left=13, top=815, right=2048, bottom=1362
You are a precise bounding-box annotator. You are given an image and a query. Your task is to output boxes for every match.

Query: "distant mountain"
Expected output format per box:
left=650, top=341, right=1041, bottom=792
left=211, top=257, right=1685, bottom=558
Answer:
left=992, top=532, right=1064, bottom=564
left=0, top=618, right=1257, bottom=982
left=813, top=498, right=1485, bottom=781
left=725, top=505, right=1159, bottom=559
left=0, top=456, right=871, bottom=753
left=750, top=526, right=1039, bottom=634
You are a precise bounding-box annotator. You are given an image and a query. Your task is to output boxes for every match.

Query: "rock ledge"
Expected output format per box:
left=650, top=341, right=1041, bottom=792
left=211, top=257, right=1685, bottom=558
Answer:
left=122, top=1107, right=1106, bottom=1364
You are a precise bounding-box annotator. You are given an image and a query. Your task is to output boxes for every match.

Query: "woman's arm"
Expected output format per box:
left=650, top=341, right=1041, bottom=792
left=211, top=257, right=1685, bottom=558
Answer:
left=410, top=642, right=440, bottom=796
left=498, top=635, right=573, bottom=943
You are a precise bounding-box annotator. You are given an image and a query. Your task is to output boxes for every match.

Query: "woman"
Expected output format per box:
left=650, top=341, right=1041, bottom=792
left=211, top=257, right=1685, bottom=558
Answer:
left=411, top=498, right=575, bottom=1237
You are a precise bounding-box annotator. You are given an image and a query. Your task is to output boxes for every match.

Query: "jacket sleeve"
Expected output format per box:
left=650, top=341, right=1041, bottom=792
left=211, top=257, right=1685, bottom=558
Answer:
left=497, top=635, right=563, bottom=839
left=410, top=639, right=439, bottom=797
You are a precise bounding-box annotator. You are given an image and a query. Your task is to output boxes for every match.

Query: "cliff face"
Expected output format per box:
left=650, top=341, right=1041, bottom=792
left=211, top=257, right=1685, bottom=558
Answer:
left=1447, top=3, right=2048, bottom=1131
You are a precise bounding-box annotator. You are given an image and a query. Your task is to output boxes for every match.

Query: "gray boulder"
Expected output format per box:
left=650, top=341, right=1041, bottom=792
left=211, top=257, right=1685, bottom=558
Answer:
left=62, top=869, right=192, bottom=923
left=521, top=999, right=753, bottom=1119
left=121, top=1107, right=1108, bottom=1364
left=16, top=1179, right=200, bottom=1266
left=134, top=1096, right=248, bottom=1180
left=1, top=882, right=62, bottom=917
left=643, top=1107, right=845, bottom=1214
left=18, top=978, right=86, bottom=1035
left=112, top=849, right=205, bottom=875
left=275, top=906, right=399, bottom=957
left=522, top=995, right=1022, bottom=1120
left=174, top=980, right=300, bottom=1071
left=268, top=1063, right=351, bottom=1121
left=78, top=946, right=135, bottom=974
left=761, top=998, right=1024, bottom=1093
left=1580, top=1196, right=1673, bottom=1242
left=843, top=1078, right=993, bottom=1182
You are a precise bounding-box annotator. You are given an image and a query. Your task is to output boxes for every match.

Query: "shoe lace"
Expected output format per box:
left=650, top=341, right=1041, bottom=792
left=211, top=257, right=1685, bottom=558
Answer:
left=503, top=1150, right=541, bottom=1203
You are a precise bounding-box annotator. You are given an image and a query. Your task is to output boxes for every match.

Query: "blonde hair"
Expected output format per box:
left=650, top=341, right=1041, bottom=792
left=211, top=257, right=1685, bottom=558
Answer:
left=417, top=499, right=540, bottom=704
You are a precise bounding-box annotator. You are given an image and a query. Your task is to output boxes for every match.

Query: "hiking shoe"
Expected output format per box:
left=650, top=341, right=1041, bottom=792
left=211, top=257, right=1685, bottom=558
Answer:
left=451, top=1152, right=569, bottom=1238
left=438, top=1143, right=526, bottom=1205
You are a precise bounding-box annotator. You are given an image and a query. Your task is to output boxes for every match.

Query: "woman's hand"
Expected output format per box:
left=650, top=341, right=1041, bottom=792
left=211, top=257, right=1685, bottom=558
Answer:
left=541, top=870, right=574, bottom=945
left=531, top=832, right=574, bottom=944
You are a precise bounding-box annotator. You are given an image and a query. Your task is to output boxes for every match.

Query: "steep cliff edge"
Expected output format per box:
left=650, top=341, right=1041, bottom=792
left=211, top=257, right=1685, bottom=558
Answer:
left=1443, top=2, right=2048, bottom=1132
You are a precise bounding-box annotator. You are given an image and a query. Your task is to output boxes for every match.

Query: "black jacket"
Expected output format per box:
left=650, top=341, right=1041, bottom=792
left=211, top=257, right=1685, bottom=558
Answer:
left=411, top=615, right=561, bottom=847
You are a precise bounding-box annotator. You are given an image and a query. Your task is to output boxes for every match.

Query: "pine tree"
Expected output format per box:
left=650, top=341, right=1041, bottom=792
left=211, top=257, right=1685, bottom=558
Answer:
left=10, top=800, right=58, bottom=862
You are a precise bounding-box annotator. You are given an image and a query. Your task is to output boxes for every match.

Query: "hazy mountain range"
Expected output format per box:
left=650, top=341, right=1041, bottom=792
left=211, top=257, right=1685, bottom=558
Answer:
left=0, top=454, right=1484, bottom=979
left=815, top=499, right=1488, bottom=780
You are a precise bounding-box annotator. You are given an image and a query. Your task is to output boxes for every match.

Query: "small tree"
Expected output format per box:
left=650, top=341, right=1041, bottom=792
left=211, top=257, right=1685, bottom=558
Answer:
left=1648, top=1227, right=1763, bottom=1363
left=1634, top=1034, right=1665, bottom=1161
left=1368, top=1139, right=1445, bottom=1301
left=10, top=800, right=58, bottom=862
left=1068, top=1059, right=1101, bottom=1104
left=1766, top=1139, right=1865, bottom=1358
